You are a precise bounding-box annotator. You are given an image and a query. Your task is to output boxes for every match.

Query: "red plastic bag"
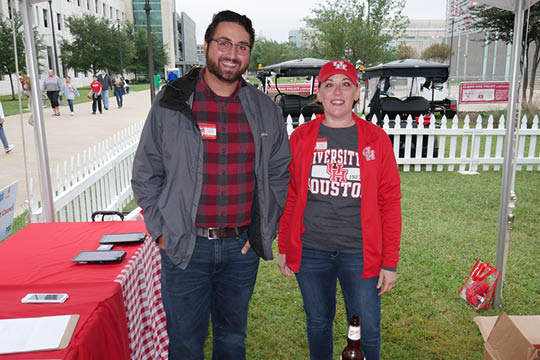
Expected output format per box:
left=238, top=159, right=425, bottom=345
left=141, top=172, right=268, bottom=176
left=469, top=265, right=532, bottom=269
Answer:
left=459, top=259, right=500, bottom=311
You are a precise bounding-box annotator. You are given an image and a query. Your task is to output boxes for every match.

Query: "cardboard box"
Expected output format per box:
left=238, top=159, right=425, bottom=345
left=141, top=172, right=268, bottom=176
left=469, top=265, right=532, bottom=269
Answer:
left=474, top=312, right=540, bottom=360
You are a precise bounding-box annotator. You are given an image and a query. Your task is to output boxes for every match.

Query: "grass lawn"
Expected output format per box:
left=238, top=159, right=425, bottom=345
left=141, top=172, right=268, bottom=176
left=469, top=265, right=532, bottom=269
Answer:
left=0, top=83, right=150, bottom=117
left=240, top=170, right=540, bottom=359
left=4, top=170, right=539, bottom=359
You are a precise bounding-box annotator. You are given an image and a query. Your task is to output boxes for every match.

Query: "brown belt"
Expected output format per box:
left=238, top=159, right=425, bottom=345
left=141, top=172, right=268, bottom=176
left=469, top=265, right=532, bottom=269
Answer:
left=196, top=225, right=249, bottom=239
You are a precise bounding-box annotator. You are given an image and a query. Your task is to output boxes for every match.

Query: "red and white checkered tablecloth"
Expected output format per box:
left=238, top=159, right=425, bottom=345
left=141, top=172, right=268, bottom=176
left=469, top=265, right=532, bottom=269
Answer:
left=115, top=237, right=169, bottom=359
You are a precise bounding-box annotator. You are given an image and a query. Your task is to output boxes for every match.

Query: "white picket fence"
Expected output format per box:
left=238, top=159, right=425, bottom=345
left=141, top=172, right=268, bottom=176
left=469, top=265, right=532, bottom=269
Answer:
left=287, top=113, right=540, bottom=173
left=29, top=121, right=144, bottom=223
left=28, top=113, right=540, bottom=223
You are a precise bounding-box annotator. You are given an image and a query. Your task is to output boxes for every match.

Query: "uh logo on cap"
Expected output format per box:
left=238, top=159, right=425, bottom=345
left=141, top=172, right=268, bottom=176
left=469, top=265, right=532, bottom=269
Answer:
left=332, top=60, right=348, bottom=70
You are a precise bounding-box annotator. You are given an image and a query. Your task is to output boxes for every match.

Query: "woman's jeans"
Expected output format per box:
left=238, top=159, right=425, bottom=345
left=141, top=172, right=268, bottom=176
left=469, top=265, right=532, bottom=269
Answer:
left=67, top=99, right=74, bottom=112
left=296, top=246, right=381, bottom=360
left=114, top=87, right=123, bottom=106
left=160, top=231, right=260, bottom=360
left=0, top=124, right=8, bottom=148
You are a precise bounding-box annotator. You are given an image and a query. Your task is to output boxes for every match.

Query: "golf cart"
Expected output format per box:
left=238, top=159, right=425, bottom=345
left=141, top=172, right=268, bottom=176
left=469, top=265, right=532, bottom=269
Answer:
left=257, top=58, right=327, bottom=124
left=361, top=59, right=457, bottom=157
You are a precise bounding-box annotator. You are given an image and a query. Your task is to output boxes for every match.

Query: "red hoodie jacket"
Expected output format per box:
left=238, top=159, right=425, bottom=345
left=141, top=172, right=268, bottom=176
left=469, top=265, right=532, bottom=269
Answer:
left=278, top=113, right=402, bottom=279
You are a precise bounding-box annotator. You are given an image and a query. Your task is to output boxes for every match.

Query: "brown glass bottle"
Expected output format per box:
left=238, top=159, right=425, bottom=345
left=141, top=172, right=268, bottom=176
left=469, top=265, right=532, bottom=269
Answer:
left=341, top=315, right=365, bottom=360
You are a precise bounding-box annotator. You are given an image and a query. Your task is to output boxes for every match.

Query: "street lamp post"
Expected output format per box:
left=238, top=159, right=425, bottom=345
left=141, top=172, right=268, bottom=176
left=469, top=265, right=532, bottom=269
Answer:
left=448, top=16, right=455, bottom=97
left=48, top=0, right=60, bottom=76
left=144, top=0, right=155, bottom=103
left=117, top=20, right=124, bottom=75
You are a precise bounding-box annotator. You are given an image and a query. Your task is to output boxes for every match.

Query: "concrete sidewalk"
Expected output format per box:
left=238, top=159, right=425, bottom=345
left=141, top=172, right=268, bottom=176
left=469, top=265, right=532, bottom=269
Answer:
left=1, top=89, right=152, bottom=217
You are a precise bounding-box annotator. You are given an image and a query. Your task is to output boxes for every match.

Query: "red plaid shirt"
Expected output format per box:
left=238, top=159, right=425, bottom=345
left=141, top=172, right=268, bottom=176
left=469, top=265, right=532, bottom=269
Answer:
left=193, top=70, right=255, bottom=228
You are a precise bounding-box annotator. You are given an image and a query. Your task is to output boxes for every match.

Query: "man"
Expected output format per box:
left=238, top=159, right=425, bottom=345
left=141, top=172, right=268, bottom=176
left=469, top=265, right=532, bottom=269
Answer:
left=132, top=10, right=290, bottom=360
left=97, top=68, right=112, bottom=110
left=167, top=70, right=178, bottom=82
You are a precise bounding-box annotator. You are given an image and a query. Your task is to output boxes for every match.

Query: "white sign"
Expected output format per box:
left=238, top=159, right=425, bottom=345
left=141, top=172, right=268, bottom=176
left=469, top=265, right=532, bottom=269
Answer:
left=0, top=181, right=19, bottom=241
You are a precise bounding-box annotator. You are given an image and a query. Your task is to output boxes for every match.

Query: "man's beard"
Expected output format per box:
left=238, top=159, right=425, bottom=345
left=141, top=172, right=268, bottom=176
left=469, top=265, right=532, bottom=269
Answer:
left=206, top=55, right=247, bottom=83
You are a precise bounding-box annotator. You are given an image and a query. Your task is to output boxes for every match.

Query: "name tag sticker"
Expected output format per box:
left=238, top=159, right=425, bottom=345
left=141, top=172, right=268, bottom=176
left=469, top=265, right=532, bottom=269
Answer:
left=199, top=123, right=217, bottom=140
left=315, top=138, right=327, bottom=151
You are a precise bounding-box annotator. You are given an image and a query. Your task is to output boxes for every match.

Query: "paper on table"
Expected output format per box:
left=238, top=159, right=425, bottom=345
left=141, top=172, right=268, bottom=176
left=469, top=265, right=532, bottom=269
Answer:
left=0, top=315, right=79, bottom=354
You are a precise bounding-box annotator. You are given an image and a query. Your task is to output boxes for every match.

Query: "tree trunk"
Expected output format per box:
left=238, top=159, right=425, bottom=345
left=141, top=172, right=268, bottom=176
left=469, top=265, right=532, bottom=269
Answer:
left=528, top=44, right=540, bottom=104
left=8, top=73, right=15, bottom=100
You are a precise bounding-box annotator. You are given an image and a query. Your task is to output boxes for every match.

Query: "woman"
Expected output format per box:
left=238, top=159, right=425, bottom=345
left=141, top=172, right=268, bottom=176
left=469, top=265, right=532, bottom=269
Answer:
left=60, top=76, right=80, bottom=116
left=19, top=72, right=31, bottom=104
left=277, top=60, right=402, bottom=360
left=0, top=100, right=14, bottom=154
left=42, top=69, right=62, bottom=116
left=112, top=73, right=125, bottom=108
left=89, top=75, right=103, bottom=115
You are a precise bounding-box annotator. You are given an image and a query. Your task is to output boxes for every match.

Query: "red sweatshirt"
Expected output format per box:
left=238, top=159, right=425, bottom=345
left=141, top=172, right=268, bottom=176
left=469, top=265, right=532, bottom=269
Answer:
left=278, top=113, right=402, bottom=279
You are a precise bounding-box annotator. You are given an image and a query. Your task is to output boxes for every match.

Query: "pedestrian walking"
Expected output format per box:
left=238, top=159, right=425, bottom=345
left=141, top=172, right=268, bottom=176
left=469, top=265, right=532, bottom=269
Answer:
left=18, top=72, right=31, bottom=105
left=131, top=10, right=290, bottom=360
left=97, top=68, right=112, bottom=110
left=112, top=72, right=125, bottom=108
left=42, top=69, right=62, bottom=116
left=60, top=76, right=80, bottom=116
left=167, top=70, right=178, bottom=82
left=0, top=101, right=14, bottom=154
left=89, top=75, right=103, bottom=115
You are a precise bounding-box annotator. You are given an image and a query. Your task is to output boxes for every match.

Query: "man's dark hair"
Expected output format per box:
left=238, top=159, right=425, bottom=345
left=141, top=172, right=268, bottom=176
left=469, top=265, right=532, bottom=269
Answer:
left=204, top=10, right=255, bottom=48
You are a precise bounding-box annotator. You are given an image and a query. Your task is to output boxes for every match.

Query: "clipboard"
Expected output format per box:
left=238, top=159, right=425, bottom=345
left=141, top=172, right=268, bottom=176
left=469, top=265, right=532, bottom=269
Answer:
left=0, top=314, right=79, bottom=354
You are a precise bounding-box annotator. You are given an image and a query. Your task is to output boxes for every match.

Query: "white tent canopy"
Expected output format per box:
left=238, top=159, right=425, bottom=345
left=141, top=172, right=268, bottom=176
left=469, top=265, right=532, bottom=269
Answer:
left=477, top=0, right=539, bottom=11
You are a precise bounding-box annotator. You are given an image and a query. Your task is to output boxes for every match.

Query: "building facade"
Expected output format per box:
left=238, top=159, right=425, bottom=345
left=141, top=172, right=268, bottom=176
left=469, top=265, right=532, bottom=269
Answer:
left=131, top=0, right=176, bottom=71
left=398, top=20, right=446, bottom=55
left=288, top=28, right=316, bottom=48
left=0, top=0, right=130, bottom=94
left=176, top=11, right=197, bottom=75
left=443, top=0, right=539, bottom=83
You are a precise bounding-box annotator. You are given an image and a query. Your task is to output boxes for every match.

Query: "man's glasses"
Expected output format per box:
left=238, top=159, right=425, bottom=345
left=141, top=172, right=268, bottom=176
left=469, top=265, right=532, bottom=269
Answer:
left=211, top=38, right=251, bottom=56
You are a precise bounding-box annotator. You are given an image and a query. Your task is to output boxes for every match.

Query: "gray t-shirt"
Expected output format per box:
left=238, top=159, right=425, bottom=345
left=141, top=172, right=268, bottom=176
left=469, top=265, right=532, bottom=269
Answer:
left=302, top=123, right=363, bottom=253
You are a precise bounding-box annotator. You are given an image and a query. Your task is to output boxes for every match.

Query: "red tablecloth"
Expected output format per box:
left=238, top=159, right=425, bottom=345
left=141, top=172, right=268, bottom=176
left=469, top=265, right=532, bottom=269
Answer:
left=0, top=221, right=168, bottom=360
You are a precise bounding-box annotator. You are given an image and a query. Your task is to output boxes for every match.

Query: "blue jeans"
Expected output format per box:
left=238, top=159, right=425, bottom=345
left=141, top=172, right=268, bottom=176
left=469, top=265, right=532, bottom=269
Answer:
left=114, top=87, right=123, bottom=106
left=102, top=89, right=109, bottom=109
left=67, top=99, right=74, bottom=112
left=0, top=125, right=8, bottom=148
left=296, top=246, right=381, bottom=360
left=160, top=231, right=260, bottom=360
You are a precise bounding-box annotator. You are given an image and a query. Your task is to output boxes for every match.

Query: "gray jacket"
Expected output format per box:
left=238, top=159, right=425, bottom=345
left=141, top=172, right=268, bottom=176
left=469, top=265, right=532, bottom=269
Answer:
left=42, top=75, right=61, bottom=92
left=131, top=68, right=290, bottom=269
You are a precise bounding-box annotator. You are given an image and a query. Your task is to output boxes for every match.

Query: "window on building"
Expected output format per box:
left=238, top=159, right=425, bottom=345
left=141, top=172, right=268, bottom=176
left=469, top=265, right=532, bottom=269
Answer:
left=77, top=0, right=81, bottom=6
left=87, top=0, right=90, bottom=11
left=103, top=3, right=106, bottom=16
left=57, top=13, right=62, bottom=31
left=110, top=6, right=113, bottom=19
left=116, top=9, right=119, bottom=20
left=43, top=9, right=48, bottom=27
left=47, top=47, right=53, bottom=70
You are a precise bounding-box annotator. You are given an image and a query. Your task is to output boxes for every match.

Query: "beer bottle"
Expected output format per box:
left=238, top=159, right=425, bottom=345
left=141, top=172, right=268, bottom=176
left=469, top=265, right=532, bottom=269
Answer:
left=341, top=315, right=364, bottom=360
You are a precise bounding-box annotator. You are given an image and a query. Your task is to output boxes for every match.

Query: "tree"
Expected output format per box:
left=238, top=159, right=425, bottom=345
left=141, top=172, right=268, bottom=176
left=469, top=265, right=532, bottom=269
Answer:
left=395, top=43, right=418, bottom=60
left=421, top=43, right=451, bottom=63
left=304, top=0, right=408, bottom=67
left=60, top=15, right=134, bottom=75
left=125, top=29, right=168, bottom=80
left=0, top=13, right=45, bottom=99
left=470, top=3, right=540, bottom=105
left=249, top=37, right=314, bottom=71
